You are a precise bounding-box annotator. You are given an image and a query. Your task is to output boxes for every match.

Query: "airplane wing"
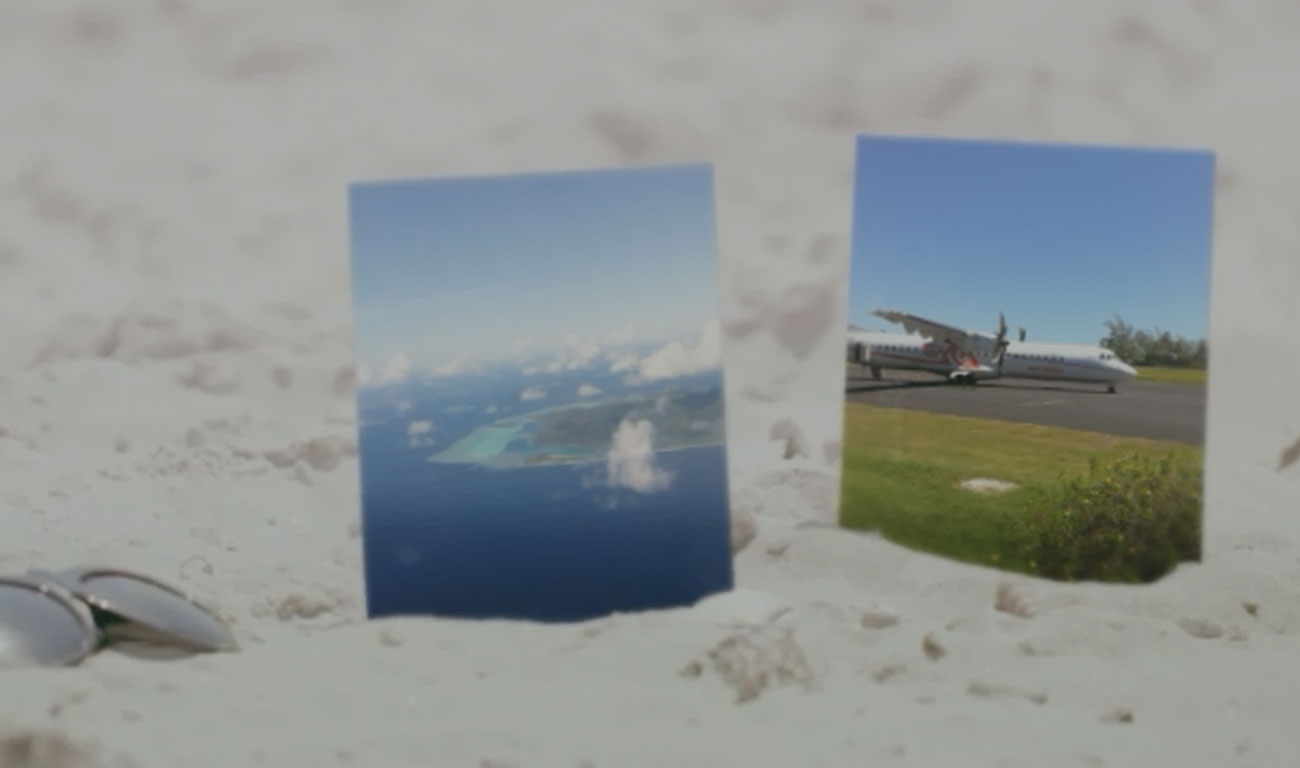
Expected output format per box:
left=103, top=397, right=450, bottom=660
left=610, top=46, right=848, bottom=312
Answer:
left=871, top=310, right=977, bottom=347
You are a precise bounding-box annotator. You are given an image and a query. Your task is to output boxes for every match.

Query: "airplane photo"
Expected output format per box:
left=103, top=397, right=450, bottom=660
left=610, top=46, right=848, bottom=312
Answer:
left=846, top=308, right=1139, bottom=393
left=839, top=135, right=1211, bottom=588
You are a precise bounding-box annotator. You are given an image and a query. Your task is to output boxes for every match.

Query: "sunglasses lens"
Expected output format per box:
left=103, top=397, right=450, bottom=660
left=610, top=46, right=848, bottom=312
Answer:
left=67, top=572, right=237, bottom=653
left=0, top=580, right=97, bottom=668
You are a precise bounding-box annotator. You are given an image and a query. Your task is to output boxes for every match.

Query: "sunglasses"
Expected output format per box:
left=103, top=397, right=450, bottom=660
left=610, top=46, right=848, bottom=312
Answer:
left=0, top=566, right=238, bottom=669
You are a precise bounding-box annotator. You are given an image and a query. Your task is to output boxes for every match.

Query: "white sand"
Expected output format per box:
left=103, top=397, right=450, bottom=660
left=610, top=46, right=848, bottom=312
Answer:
left=1, top=1, right=1299, bottom=765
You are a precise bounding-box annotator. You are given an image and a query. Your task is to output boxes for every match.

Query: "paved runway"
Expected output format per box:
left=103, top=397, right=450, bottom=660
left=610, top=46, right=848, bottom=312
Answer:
left=845, top=370, right=1206, bottom=445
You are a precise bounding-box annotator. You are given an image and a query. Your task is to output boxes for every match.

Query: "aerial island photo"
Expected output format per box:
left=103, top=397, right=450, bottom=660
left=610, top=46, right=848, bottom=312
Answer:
left=347, top=163, right=733, bottom=622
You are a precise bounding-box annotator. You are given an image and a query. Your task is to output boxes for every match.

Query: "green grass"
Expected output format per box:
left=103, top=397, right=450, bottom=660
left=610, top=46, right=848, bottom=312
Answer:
left=839, top=402, right=1203, bottom=581
left=1134, top=366, right=1207, bottom=384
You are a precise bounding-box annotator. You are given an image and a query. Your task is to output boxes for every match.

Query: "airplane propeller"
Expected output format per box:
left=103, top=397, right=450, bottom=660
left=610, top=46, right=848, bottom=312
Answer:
left=993, top=312, right=1010, bottom=372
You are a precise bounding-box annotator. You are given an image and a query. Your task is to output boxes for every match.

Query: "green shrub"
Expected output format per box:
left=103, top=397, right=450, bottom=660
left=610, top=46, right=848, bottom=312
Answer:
left=1024, top=451, right=1202, bottom=583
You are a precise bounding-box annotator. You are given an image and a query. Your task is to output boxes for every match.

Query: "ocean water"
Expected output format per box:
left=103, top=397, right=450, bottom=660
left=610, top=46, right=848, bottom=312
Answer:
left=356, top=374, right=735, bottom=622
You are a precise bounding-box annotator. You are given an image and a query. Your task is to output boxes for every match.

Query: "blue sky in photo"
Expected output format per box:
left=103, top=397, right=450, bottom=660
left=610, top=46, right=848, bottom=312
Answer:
left=349, top=164, right=720, bottom=374
left=848, top=135, right=1216, bottom=345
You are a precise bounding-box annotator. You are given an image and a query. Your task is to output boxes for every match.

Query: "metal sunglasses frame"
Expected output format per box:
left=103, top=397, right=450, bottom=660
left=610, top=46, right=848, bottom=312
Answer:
left=0, top=575, right=102, bottom=668
left=38, top=565, right=239, bottom=653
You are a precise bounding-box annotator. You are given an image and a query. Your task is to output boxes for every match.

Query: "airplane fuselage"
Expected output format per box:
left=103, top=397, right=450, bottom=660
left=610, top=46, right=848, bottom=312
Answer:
left=846, top=330, right=1138, bottom=391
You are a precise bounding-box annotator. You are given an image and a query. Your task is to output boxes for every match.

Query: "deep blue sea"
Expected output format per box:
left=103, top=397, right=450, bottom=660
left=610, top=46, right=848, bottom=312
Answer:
left=357, top=369, right=734, bottom=622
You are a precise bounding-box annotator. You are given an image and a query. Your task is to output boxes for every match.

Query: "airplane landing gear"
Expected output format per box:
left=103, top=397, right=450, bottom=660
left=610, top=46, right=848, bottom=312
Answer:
left=1107, top=384, right=1117, bottom=394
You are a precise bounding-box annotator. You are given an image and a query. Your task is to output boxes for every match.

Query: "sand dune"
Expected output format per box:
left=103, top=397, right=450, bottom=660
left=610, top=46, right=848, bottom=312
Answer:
left=2, top=0, right=1299, bottom=765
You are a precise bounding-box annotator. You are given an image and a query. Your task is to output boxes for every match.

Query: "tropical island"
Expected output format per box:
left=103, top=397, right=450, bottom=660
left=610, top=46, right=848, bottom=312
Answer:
left=429, top=386, right=725, bottom=467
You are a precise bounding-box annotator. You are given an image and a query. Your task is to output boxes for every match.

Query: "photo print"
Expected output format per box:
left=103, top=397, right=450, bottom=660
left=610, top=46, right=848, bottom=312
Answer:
left=841, top=135, right=1215, bottom=584
left=348, top=163, right=733, bottom=621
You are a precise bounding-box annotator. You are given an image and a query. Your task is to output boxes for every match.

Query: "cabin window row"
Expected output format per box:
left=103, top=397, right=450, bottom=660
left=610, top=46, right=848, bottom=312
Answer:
left=866, top=343, right=1118, bottom=364
left=870, top=344, right=1067, bottom=364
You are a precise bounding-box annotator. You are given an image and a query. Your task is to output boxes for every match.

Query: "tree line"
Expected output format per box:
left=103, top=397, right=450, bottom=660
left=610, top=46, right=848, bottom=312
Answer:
left=1099, top=314, right=1207, bottom=369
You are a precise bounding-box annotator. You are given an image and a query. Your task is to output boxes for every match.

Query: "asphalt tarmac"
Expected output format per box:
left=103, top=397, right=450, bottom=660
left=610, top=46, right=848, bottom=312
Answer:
left=845, top=369, right=1206, bottom=445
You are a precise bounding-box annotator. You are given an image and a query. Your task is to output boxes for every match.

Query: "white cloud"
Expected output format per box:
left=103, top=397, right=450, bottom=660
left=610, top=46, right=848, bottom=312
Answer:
left=608, top=354, right=640, bottom=373
left=485, top=404, right=499, bottom=414
left=510, top=340, right=537, bottom=367
left=577, top=383, right=603, bottom=398
left=520, top=332, right=626, bottom=376
left=601, top=325, right=636, bottom=345
left=407, top=419, right=436, bottom=447
left=394, top=400, right=413, bottom=415
left=634, top=322, right=722, bottom=383
left=357, top=365, right=373, bottom=387
left=430, top=354, right=481, bottom=379
left=380, top=351, right=413, bottom=384
left=605, top=418, right=674, bottom=494
left=541, top=334, right=602, bottom=373
left=520, top=386, right=547, bottom=402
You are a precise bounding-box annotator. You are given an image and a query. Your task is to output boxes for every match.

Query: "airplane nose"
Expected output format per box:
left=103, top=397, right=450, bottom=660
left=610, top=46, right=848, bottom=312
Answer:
left=1121, top=362, right=1137, bottom=377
